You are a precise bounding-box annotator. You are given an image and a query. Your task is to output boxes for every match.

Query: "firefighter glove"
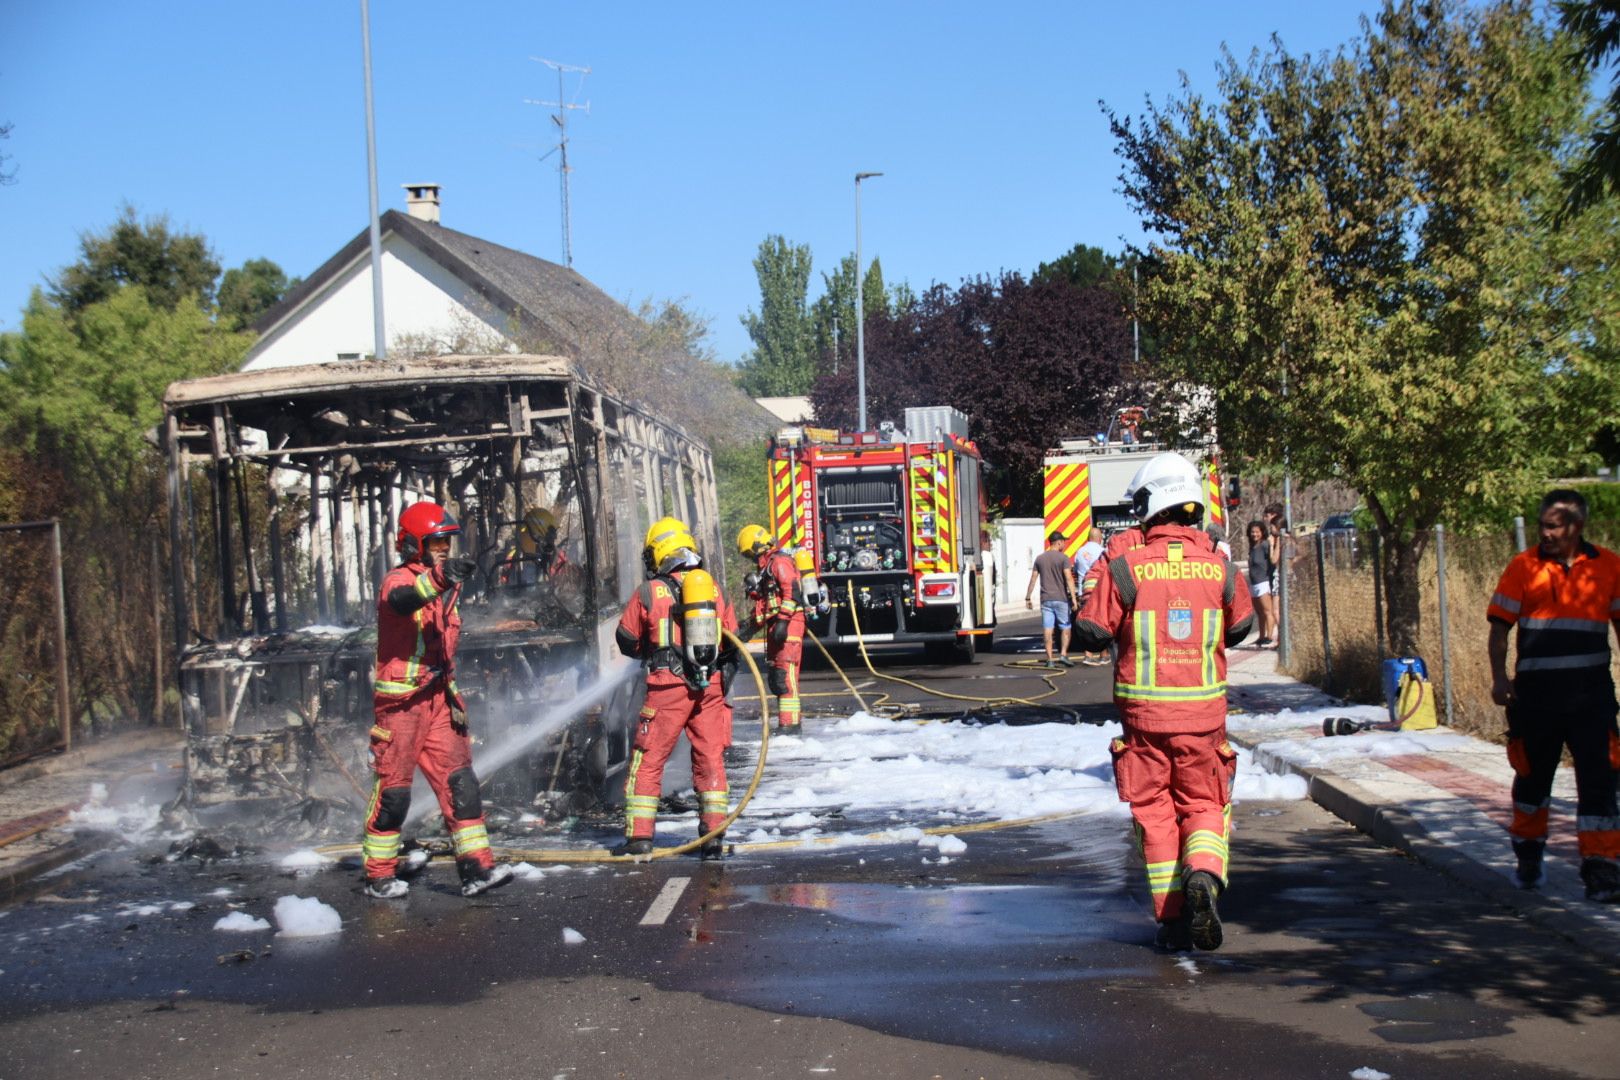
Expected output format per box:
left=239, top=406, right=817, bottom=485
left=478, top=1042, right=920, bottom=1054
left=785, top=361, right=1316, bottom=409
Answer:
left=442, top=556, right=478, bottom=584
left=768, top=667, right=791, bottom=697
left=767, top=618, right=790, bottom=649
left=736, top=615, right=759, bottom=642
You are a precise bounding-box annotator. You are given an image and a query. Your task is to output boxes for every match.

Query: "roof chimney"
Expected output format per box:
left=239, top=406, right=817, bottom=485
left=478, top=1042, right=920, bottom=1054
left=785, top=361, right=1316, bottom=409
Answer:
left=402, top=183, right=441, bottom=224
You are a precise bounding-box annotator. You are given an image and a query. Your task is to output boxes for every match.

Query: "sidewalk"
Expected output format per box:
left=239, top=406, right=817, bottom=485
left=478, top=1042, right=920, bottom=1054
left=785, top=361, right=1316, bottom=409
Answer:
left=1224, top=644, right=1620, bottom=957
left=0, top=727, right=183, bottom=902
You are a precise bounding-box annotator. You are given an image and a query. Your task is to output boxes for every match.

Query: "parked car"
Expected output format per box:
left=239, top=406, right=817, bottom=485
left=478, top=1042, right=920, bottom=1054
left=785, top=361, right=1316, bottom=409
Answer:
left=1318, top=511, right=1360, bottom=565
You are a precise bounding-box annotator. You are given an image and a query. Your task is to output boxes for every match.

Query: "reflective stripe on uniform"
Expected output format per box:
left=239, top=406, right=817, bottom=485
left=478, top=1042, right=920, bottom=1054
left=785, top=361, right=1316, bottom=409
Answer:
left=1490, top=591, right=1521, bottom=615
left=451, top=822, right=490, bottom=856
left=1145, top=858, right=1181, bottom=897
left=1114, top=682, right=1229, bottom=702
left=1134, top=609, right=1156, bottom=687
left=698, top=790, right=729, bottom=815
left=1519, top=617, right=1609, bottom=632
left=1516, top=653, right=1610, bottom=671
left=363, top=833, right=402, bottom=860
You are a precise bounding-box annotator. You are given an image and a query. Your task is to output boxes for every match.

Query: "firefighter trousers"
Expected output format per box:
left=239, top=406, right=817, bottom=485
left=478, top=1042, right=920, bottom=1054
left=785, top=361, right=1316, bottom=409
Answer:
left=363, top=686, right=494, bottom=881
left=1111, top=727, right=1237, bottom=922
left=767, top=615, right=805, bottom=729
left=1506, top=696, right=1620, bottom=862
left=624, top=678, right=733, bottom=841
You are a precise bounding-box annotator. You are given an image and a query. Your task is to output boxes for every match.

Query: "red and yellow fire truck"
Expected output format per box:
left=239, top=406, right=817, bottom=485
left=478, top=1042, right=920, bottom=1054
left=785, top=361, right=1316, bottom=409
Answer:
left=1042, top=407, right=1226, bottom=561
left=766, top=407, right=995, bottom=663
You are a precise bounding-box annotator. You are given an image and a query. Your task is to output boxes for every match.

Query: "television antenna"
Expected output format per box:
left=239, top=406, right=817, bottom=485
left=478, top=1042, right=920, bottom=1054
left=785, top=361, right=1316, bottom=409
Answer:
left=525, top=58, right=591, bottom=268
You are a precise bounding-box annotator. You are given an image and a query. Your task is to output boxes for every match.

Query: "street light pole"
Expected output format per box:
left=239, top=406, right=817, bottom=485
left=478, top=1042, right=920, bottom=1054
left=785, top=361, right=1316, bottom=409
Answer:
left=855, top=171, right=882, bottom=432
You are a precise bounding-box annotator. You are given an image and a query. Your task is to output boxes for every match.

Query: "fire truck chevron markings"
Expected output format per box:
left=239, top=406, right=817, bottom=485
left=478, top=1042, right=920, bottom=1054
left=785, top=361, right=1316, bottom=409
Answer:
left=639, top=876, right=691, bottom=926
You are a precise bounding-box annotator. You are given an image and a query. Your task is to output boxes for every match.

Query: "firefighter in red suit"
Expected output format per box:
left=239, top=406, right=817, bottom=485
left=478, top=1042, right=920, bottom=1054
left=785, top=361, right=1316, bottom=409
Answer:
left=362, top=502, right=514, bottom=900
left=615, top=518, right=739, bottom=859
left=738, top=524, right=806, bottom=736
left=1074, top=453, right=1255, bottom=951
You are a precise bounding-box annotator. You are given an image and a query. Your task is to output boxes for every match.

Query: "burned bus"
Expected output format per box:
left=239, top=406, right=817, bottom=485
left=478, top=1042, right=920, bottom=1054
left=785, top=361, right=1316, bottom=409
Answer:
left=161, top=354, right=720, bottom=832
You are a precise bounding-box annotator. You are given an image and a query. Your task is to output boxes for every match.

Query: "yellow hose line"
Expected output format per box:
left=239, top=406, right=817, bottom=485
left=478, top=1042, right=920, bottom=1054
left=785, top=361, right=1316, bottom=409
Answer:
left=840, top=592, right=1069, bottom=709
left=731, top=806, right=1092, bottom=853
left=804, top=626, right=871, bottom=713
left=318, top=628, right=772, bottom=865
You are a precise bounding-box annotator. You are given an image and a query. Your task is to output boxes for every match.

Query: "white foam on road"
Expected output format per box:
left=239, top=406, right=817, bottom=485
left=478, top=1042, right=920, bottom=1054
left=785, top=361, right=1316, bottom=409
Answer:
left=273, top=895, right=342, bottom=938
left=214, top=912, right=271, bottom=932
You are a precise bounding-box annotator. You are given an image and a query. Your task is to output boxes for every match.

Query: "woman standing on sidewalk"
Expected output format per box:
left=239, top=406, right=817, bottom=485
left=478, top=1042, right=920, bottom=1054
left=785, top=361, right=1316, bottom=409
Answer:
left=1246, top=520, right=1276, bottom=647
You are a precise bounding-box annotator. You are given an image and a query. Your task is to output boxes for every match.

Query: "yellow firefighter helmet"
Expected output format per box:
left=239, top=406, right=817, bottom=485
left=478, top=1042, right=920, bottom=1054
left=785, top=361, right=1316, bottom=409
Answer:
left=737, top=524, right=773, bottom=559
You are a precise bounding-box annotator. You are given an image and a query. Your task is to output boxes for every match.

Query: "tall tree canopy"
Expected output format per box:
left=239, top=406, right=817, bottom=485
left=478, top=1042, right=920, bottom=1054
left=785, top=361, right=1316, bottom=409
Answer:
left=1108, top=0, right=1620, bottom=651
left=810, top=273, right=1135, bottom=514
left=736, top=235, right=814, bottom=396
left=218, top=257, right=298, bottom=331
left=1555, top=0, right=1620, bottom=221
left=49, top=204, right=223, bottom=314
left=808, top=254, right=911, bottom=377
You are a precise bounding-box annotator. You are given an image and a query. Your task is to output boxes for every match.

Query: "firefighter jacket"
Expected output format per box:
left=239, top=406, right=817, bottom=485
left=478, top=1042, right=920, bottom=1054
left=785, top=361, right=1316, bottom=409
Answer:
left=750, top=550, right=803, bottom=625
left=1487, top=541, right=1620, bottom=699
left=374, top=560, right=461, bottom=703
left=1082, top=526, right=1145, bottom=595
left=1075, top=524, right=1254, bottom=733
left=616, top=572, right=740, bottom=690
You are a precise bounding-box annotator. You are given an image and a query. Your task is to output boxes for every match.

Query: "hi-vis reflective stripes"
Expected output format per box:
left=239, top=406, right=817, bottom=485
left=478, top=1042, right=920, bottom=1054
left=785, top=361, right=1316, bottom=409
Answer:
left=1146, top=858, right=1181, bottom=897
left=1114, top=608, right=1227, bottom=701
left=1044, top=462, right=1093, bottom=559
left=451, top=822, right=490, bottom=856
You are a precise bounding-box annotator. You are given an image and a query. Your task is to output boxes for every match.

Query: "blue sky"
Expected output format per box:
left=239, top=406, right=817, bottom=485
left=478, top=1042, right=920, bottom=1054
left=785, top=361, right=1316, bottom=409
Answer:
left=1, top=2, right=1381, bottom=363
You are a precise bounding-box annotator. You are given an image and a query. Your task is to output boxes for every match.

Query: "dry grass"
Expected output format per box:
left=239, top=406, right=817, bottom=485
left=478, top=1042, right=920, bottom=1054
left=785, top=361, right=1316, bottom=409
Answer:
left=1275, top=529, right=1620, bottom=744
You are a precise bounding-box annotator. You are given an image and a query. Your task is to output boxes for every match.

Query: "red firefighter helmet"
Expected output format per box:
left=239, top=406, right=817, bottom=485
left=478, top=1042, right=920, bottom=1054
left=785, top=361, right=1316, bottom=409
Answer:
left=396, top=501, right=460, bottom=559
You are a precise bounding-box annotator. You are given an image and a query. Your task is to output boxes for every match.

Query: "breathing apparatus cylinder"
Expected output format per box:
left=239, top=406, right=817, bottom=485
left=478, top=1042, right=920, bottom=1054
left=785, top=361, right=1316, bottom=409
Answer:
left=795, top=549, right=825, bottom=612
left=680, top=568, right=721, bottom=685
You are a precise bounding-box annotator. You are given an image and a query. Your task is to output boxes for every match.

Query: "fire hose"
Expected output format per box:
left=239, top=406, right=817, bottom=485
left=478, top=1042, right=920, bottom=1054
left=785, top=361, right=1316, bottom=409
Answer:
left=317, top=627, right=771, bottom=865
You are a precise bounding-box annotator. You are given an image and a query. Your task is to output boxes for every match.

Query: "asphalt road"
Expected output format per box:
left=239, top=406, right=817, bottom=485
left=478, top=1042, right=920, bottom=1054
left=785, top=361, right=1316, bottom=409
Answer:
left=1, top=619, right=1616, bottom=1079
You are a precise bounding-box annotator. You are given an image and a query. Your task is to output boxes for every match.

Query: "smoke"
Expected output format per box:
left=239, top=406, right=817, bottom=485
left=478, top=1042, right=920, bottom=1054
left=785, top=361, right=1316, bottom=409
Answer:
left=404, top=660, right=639, bottom=827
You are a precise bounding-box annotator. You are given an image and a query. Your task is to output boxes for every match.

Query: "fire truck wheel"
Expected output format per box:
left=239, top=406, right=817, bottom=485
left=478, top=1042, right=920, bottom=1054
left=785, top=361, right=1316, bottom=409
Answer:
left=952, top=630, right=977, bottom=664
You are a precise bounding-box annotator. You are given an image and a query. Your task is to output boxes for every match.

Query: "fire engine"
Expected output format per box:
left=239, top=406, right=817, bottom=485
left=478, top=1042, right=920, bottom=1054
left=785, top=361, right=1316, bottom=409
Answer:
left=1043, top=406, right=1226, bottom=562
left=766, top=406, right=994, bottom=663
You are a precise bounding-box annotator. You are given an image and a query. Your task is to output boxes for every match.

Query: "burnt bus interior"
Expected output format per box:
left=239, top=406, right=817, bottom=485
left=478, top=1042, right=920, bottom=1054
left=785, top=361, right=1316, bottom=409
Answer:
left=162, top=355, right=719, bottom=833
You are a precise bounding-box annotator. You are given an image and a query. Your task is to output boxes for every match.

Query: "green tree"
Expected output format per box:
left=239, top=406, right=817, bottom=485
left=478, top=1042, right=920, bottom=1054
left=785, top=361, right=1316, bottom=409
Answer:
left=1034, top=244, right=1117, bottom=289
left=736, top=235, right=814, bottom=396
left=0, top=286, right=251, bottom=737
left=48, top=204, right=222, bottom=314
left=1108, top=0, right=1620, bottom=653
left=808, top=254, right=910, bottom=376
left=1554, top=0, right=1620, bottom=221
left=218, top=257, right=297, bottom=330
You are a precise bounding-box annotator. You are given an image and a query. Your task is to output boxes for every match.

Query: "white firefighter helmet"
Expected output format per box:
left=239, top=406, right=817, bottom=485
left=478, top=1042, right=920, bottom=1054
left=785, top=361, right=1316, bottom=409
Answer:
left=1129, top=452, right=1206, bottom=524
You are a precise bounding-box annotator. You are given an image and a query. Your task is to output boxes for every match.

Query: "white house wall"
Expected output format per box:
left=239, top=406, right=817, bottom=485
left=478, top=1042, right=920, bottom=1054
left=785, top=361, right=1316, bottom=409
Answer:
left=242, top=236, right=511, bottom=371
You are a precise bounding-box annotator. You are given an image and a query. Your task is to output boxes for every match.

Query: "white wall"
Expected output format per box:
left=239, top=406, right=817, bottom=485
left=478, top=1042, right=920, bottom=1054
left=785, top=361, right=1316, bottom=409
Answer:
left=243, top=236, right=511, bottom=371
left=996, top=518, right=1046, bottom=606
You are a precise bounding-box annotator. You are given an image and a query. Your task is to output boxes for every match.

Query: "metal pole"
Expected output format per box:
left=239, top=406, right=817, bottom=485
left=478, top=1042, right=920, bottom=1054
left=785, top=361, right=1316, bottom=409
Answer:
left=1513, top=514, right=1526, bottom=552
left=50, top=520, right=71, bottom=752
left=854, top=171, right=882, bottom=431
left=1315, top=531, right=1333, bottom=694
left=360, top=0, right=387, bottom=360
left=1372, top=530, right=1385, bottom=659
left=1435, top=523, right=1454, bottom=726
left=151, top=535, right=164, bottom=725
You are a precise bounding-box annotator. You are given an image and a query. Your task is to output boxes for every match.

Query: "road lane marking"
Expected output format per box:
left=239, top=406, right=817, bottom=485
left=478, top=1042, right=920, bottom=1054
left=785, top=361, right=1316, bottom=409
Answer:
left=639, top=876, right=691, bottom=925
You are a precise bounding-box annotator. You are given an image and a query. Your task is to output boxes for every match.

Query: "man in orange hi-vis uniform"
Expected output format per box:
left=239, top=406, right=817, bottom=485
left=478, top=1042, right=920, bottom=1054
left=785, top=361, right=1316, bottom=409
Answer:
left=1487, top=488, right=1620, bottom=902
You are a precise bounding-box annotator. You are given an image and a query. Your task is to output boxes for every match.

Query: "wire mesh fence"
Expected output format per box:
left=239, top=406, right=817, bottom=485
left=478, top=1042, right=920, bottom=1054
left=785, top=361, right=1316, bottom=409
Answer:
left=1269, top=520, right=1620, bottom=743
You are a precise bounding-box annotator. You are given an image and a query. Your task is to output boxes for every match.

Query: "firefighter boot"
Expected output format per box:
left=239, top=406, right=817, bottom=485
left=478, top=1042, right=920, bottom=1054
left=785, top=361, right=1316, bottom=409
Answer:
left=1581, top=858, right=1620, bottom=903
left=364, top=876, right=409, bottom=900
left=460, top=862, right=515, bottom=898
left=1183, top=870, right=1224, bottom=951
left=614, top=838, right=655, bottom=857
left=699, top=831, right=727, bottom=862
left=1155, top=915, right=1193, bottom=952
left=776, top=722, right=803, bottom=737
left=1512, top=838, right=1545, bottom=889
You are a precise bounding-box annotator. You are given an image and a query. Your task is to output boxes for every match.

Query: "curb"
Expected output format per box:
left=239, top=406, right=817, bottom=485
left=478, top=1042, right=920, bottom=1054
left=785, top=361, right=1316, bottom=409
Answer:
left=1230, top=731, right=1620, bottom=954
left=0, top=729, right=183, bottom=791
left=0, top=836, right=109, bottom=906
